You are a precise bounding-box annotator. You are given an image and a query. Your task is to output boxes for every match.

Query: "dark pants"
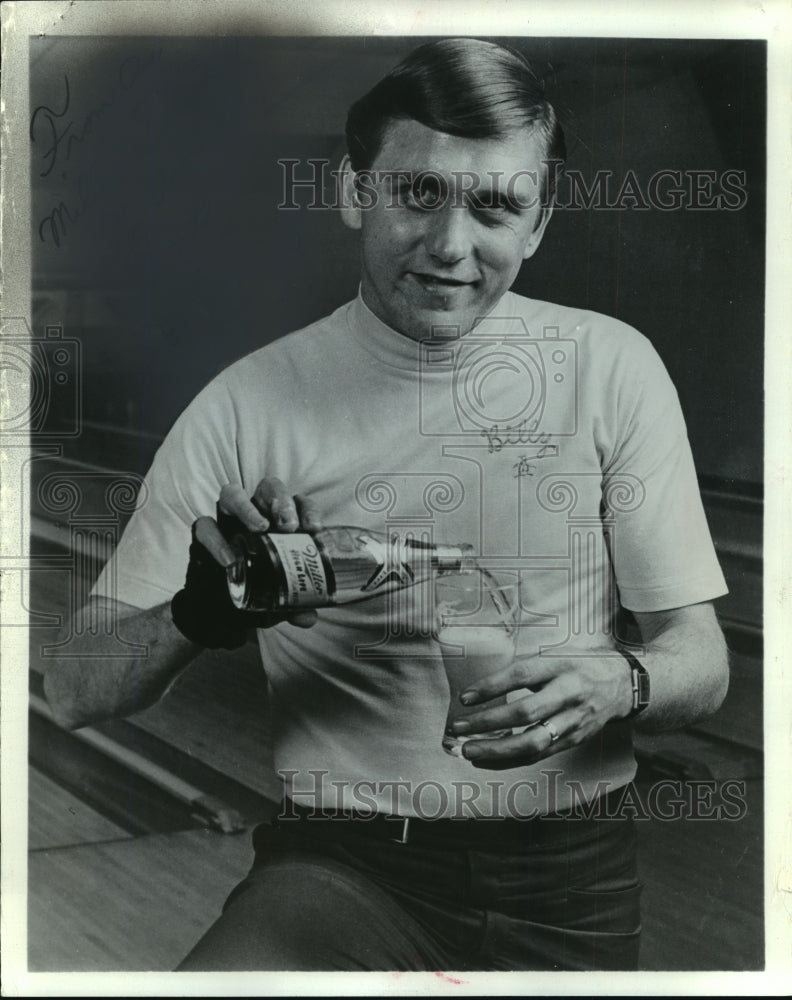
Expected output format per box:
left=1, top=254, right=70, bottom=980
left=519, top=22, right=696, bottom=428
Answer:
left=178, top=805, right=642, bottom=972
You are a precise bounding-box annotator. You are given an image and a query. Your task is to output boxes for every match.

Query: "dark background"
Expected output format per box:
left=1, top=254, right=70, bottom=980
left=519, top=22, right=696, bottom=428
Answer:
left=30, top=35, right=765, bottom=485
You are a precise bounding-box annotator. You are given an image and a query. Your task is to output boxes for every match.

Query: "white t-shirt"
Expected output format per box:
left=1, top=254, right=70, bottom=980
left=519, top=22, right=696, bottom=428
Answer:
left=93, top=291, right=727, bottom=818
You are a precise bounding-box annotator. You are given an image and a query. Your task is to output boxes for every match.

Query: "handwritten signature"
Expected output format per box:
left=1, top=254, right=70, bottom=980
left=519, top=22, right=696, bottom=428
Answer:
left=481, top=419, right=556, bottom=456
left=37, top=176, right=91, bottom=248
left=513, top=456, right=537, bottom=478
left=31, top=48, right=162, bottom=246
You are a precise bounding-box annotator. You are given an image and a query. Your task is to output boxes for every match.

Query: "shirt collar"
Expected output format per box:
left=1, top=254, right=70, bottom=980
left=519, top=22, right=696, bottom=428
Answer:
left=346, top=287, right=518, bottom=373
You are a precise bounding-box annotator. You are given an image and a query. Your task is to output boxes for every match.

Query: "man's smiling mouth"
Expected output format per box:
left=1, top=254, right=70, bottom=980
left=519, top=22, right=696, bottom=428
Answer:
left=410, top=272, right=477, bottom=290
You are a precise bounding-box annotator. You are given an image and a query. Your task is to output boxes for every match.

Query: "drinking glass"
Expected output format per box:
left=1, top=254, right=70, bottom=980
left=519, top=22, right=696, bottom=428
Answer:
left=434, top=569, right=521, bottom=757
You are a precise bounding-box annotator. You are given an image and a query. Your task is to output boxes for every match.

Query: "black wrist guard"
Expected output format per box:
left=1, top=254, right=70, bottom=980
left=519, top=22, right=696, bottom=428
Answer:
left=171, top=526, right=252, bottom=650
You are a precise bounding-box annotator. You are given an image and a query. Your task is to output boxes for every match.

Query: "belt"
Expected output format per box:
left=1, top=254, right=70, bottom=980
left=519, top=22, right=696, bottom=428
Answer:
left=273, top=792, right=625, bottom=848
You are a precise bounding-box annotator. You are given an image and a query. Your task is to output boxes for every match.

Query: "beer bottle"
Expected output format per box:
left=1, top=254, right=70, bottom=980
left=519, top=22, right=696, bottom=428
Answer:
left=225, top=523, right=475, bottom=612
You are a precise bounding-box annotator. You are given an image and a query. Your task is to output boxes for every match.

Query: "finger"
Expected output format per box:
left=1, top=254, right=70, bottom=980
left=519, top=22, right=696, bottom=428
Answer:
left=461, top=653, right=561, bottom=706
left=218, top=484, right=270, bottom=532
left=452, top=676, right=576, bottom=736
left=463, top=709, right=578, bottom=769
left=244, top=609, right=318, bottom=630
left=462, top=728, right=552, bottom=767
left=246, top=609, right=318, bottom=630
left=194, top=516, right=238, bottom=567
left=247, top=612, right=286, bottom=630
left=449, top=693, right=543, bottom=737
left=252, top=478, right=300, bottom=531
left=285, top=609, right=319, bottom=629
left=294, top=494, right=322, bottom=532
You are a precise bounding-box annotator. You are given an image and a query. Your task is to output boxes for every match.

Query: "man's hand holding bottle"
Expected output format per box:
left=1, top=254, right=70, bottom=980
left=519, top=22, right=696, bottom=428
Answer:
left=171, top=479, right=322, bottom=649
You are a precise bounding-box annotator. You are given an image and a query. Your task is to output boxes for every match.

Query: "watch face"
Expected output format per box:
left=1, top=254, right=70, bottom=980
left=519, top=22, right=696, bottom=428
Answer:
left=622, top=650, right=649, bottom=715
left=635, top=669, right=651, bottom=709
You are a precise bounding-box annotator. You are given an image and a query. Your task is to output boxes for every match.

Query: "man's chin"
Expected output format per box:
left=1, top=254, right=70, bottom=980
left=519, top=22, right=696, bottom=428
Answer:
left=409, top=304, right=480, bottom=342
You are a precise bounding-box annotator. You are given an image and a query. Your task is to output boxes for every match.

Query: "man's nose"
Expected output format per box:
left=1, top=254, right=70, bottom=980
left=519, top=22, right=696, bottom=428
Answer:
left=423, top=205, right=472, bottom=264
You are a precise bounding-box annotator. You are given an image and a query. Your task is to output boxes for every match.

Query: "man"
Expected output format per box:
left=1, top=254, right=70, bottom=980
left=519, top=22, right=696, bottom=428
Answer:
left=44, top=38, right=729, bottom=971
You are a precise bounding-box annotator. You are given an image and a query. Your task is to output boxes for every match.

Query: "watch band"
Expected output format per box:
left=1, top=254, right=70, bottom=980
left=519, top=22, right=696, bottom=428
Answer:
left=618, top=648, right=650, bottom=718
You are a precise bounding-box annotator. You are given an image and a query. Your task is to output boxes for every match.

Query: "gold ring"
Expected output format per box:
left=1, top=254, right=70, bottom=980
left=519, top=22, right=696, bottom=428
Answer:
left=540, top=720, right=559, bottom=743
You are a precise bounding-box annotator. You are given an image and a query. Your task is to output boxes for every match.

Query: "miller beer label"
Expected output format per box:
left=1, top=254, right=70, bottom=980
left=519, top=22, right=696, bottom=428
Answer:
left=267, top=532, right=330, bottom=607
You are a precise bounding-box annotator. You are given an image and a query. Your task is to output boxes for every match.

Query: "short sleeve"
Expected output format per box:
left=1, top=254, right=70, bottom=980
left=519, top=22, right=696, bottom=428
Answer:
left=602, top=341, right=728, bottom=612
left=91, top=375, right=242, bottom=610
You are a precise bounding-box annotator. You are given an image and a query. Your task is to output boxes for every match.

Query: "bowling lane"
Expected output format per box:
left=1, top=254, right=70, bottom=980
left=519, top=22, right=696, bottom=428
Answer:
left=29, top=766, right=131, bottom=851
left=28, top=827, right=253, bottom=971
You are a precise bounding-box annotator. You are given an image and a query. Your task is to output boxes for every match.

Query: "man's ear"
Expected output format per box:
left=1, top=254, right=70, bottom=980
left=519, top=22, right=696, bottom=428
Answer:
left=339, top=155, right=362, bottom=232
left=522, top=203, right=553, bottom=260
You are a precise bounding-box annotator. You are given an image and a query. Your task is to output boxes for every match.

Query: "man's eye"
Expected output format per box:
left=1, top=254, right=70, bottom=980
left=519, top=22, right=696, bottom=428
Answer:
left=397, top=186, right=421, bottom=209
left=403, top=178, right=447, bottom=210
left=471, top=201, right=510, bottom=224
left=463, top=191, right=508, bottom=214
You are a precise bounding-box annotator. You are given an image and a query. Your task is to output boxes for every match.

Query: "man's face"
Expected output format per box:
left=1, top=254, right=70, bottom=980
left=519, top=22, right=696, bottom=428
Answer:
left=345, top=118, right=552, bottom=342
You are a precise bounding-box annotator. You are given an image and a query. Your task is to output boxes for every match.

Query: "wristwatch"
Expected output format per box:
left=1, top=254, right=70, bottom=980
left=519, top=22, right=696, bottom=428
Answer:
left=618, top=648, right=650, bottom=718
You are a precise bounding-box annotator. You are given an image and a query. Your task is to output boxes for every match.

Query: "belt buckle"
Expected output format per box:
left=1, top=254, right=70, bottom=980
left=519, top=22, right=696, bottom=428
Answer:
left=388, top=815, right=411, bottom=844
